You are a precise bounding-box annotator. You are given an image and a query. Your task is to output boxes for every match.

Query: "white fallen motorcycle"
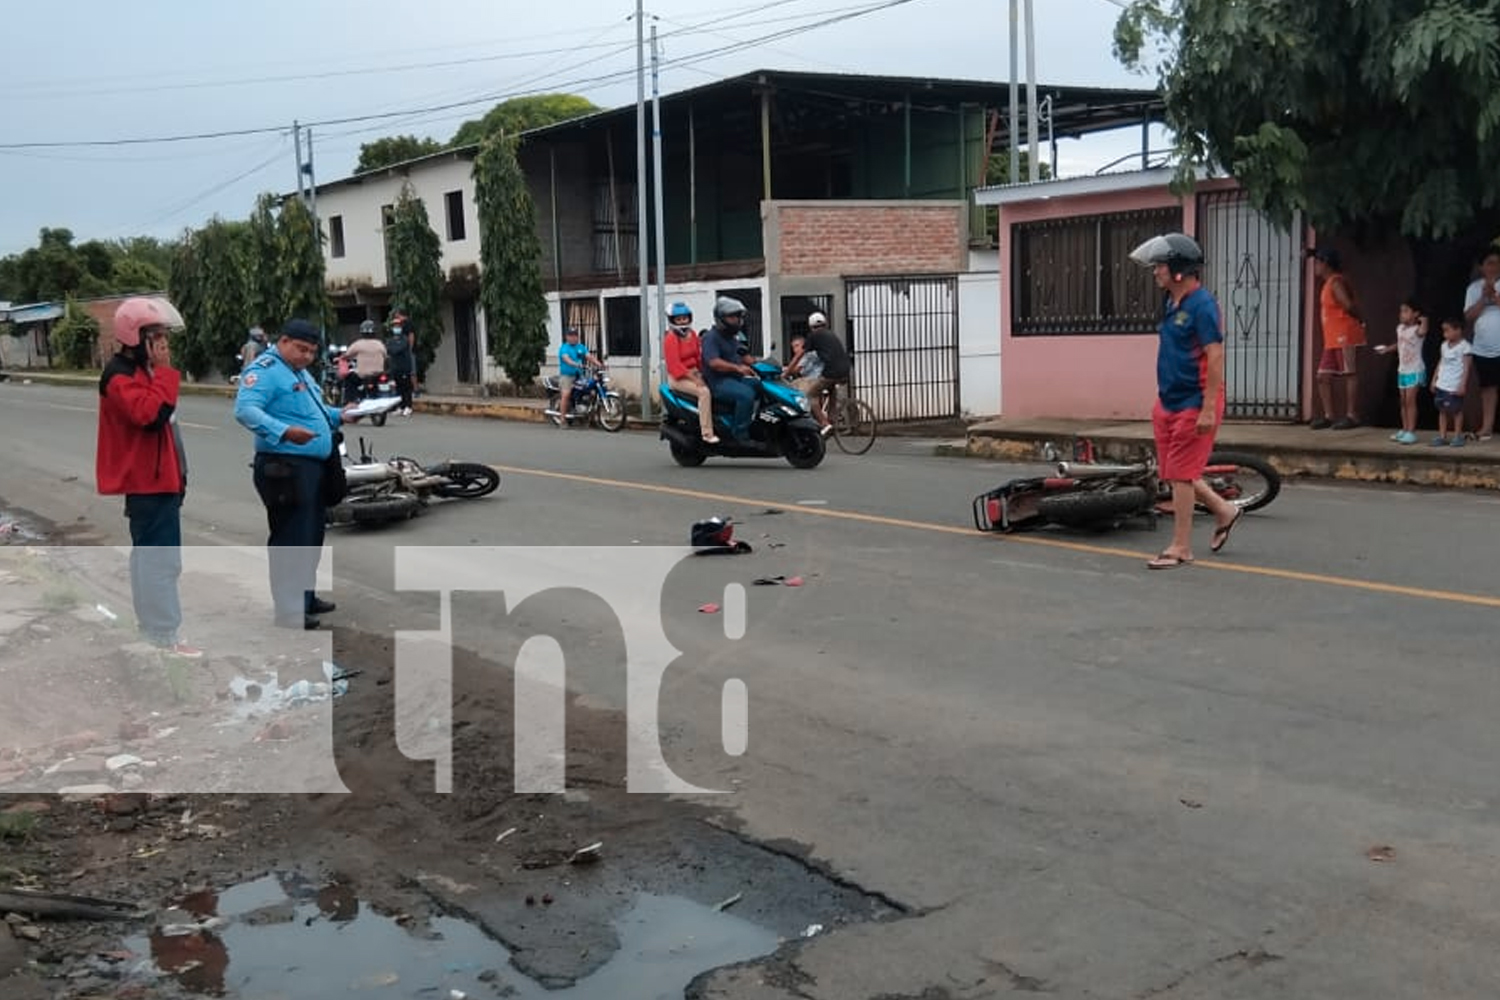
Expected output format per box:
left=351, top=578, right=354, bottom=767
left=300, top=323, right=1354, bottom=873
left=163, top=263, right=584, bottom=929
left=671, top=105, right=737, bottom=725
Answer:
left=327, top=437, right=501, bottom=526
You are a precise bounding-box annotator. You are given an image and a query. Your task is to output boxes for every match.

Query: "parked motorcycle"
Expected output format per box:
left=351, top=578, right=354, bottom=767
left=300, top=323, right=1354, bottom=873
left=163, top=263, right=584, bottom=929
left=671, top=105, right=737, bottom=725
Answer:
left=659, top=360, right=826, bottom=469
left=972, top=449, right=1280, bottom=534
left=327, top=436, right=501, bottom=527
left=321, top=345, right=348, bottom=406
left=543, top=366, right=626, bottom=432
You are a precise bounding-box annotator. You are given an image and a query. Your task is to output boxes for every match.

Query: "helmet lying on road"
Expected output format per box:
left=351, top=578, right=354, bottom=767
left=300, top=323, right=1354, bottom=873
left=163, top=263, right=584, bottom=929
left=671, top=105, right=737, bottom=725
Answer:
left=1129, top=233, right=1204, bottom=277
left=114, top=297, right=185, bottom=348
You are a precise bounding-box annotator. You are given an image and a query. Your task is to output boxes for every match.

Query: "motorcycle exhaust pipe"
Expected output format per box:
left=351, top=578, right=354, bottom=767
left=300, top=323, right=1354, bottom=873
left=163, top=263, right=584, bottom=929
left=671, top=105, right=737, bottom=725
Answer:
left=1056, top=460, right=1149, bottom=478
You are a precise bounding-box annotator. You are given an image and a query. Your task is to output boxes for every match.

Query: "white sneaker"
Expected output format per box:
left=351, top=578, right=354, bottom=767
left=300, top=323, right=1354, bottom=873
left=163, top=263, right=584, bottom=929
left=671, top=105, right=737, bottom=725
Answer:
left=401, top=407, right=412, bottom=417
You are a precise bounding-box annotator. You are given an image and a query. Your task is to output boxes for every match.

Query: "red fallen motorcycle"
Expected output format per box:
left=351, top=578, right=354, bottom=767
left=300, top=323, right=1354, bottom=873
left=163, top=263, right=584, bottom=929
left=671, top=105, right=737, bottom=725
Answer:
left=973, top=445, right=1280, bottom=534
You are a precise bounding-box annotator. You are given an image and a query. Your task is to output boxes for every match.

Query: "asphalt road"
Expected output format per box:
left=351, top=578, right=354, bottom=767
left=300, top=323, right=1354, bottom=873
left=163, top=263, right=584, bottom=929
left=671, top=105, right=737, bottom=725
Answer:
left=4, top=381, right=1500, bottom=999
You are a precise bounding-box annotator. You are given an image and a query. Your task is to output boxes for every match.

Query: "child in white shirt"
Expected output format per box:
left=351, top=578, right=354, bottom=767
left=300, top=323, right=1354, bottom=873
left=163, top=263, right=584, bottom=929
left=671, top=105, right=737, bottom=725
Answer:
left=1373, top=298, right=1427, bottom=444
left=1429, top=317, right=1473, bottom=447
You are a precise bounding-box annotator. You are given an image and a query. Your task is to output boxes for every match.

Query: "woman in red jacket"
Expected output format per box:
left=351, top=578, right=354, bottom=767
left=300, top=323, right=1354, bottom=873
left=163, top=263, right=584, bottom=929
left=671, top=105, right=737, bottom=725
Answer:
left=663, top=302, right=718, bottom=443
left=96, top=296, right=200, bottom=658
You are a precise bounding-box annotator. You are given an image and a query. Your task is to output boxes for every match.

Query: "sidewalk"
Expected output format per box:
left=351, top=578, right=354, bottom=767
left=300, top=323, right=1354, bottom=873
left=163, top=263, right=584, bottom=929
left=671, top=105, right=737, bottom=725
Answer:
left=956, top=417, right=1500, bottom=491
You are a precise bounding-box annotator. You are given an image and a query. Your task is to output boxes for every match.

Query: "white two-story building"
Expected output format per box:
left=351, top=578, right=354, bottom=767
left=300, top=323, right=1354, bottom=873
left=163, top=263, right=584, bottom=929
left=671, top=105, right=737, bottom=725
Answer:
left=312, top=148, right=488, bottom=393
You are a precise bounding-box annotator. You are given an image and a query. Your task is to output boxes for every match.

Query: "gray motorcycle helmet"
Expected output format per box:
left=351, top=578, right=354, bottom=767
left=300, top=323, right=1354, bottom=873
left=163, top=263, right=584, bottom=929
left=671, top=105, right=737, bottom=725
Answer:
left=713, top=297, right=747, bottom=323
left=1129, top=233, right=1204, bottom=277
left=358, top=319, right=377, bottom=336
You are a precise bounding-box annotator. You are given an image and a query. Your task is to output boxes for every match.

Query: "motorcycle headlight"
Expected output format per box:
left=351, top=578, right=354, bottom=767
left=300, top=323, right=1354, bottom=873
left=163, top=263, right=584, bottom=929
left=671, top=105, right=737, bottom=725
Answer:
left=780, top=405, right=800, bottom=418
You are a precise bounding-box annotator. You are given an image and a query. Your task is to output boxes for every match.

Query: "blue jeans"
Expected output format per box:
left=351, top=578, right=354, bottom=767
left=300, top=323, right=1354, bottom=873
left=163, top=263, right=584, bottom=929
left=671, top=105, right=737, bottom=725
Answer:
left=710, top=377, right=758, bottom=440
left=124, top=493, right=183, bottom=647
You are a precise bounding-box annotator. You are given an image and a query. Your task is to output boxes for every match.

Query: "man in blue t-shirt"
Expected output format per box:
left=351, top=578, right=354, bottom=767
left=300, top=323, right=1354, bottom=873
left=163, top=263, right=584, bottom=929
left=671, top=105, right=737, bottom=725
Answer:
left=556, top=327, right=600, bottom=425
left=1128, top=233, right=1244, bottom=570
left=700, top=297, right=761, bottom=442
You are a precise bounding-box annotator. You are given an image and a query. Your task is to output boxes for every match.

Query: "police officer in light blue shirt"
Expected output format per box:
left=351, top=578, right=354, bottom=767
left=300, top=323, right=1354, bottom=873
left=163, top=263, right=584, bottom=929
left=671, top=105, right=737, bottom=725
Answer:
left=234, top=319, right=361, bottom=629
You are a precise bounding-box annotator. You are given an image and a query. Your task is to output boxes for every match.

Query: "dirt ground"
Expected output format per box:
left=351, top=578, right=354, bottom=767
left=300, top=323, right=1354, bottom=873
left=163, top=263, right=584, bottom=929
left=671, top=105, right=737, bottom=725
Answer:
left=0, top=505, right=895, bottom=999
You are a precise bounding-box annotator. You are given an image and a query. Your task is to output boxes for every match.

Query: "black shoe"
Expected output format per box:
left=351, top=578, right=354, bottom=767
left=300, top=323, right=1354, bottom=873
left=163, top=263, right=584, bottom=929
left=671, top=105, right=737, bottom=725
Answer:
left=1330, top=417, right=1360, bottom=430
left=308, top=598, right=337, bottom=615
left=1309, top=418, right=1333, bottom=430
left=276, top=615, right=321, bottom=630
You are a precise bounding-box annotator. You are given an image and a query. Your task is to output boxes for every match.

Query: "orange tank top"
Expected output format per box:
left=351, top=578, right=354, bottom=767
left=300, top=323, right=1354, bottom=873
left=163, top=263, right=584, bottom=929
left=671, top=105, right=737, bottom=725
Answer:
left=1320, top=275, right=1365, bottom=348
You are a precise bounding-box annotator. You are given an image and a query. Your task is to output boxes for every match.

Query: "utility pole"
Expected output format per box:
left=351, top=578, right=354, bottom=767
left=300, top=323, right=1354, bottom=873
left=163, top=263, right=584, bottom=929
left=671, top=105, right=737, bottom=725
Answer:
left=305, top=128, right=324, bottom=338
left=1008, top=0, right=1019, bottom=184
left=635, top=0, right=654, bottom=419
left=293, top=120, right=306, bottom=202
left=1024, top=0, right=1040, bottom=182
left=651, top=21, right=667, bottom=368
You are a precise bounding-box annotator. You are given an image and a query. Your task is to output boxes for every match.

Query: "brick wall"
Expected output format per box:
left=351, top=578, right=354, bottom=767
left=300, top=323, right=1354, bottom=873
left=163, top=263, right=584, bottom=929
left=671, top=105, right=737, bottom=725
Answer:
left=771, top=202, right=966, bottom=277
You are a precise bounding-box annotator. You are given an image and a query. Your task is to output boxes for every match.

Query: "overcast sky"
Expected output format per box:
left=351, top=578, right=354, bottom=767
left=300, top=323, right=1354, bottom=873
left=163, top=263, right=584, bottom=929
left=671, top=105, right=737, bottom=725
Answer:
left=0, top=0, right=1161, bottom=256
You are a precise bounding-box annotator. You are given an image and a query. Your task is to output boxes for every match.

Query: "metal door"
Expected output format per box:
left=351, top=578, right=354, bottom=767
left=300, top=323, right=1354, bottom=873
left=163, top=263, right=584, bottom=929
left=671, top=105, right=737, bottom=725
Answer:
left=1196, top=190, right=1303, bottom=419
left=843, top=276, right=960, bottom=421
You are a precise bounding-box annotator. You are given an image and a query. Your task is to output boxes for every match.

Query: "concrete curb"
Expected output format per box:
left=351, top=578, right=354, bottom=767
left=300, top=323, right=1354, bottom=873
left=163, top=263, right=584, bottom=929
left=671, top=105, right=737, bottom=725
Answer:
left=957, top=425, right=1500, bottom=492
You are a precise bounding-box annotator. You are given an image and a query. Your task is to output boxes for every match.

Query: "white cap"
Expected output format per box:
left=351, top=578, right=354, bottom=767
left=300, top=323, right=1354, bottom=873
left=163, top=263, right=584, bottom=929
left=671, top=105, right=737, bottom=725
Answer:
left=808, top=312, right=828, bottom=327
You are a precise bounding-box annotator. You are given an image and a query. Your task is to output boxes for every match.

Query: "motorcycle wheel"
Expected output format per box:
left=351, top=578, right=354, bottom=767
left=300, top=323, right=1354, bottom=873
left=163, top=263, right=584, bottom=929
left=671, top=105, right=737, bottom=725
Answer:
left=370, top=410, right=388, bottom=427
left=598, top=394, right=626, bottom=432
left=1035, top=486, right=1151, bottom=527
left=343, top=492, right=421, bottom=525
left=429, top=462, right=501, bottom=499
left=783, top=426, right=826, bottom=469
left=669, top=441, right=707, bottom=467
left=1200, top=452, right=1281, bottom=512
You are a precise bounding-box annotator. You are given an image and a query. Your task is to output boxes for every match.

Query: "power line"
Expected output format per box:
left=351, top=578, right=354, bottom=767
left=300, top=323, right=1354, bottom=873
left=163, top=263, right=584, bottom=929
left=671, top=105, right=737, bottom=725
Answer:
left=0, top=0, right=923, bottom=151
left=113, top=139, right=291, bottom=236
left=5, top=0, right=828, bottom=102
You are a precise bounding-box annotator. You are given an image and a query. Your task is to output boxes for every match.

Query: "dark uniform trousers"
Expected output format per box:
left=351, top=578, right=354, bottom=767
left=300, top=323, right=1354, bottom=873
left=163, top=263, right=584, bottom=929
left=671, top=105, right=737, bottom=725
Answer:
left=252, top=453, right=326, bottom=620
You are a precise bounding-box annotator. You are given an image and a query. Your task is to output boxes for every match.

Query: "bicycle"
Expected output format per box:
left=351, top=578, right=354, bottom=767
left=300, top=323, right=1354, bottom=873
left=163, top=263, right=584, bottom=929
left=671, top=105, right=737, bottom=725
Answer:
left=815, top=381, right=878, bottom=455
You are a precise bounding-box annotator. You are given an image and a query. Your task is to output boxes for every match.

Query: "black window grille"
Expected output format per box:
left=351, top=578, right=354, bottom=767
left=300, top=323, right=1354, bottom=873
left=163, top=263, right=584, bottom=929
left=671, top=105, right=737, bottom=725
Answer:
left=1012, top=206, right=1182, bottom=336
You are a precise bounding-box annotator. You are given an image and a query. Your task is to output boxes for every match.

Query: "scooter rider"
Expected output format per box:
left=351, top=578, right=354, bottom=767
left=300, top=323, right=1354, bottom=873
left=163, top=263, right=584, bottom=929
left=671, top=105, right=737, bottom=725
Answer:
left=343, top=319, right=388, bottom=403
left=700, top=297, right=761, bottom=443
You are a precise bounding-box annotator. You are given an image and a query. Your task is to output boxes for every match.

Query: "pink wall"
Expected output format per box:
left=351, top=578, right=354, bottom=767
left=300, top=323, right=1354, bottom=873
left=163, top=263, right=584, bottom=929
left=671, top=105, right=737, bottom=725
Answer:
left=1000, top=185, right=1201, bottom=421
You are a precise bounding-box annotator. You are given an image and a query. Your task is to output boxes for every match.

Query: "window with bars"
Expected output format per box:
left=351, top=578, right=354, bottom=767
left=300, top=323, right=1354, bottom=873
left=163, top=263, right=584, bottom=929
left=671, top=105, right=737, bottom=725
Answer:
left=1011, top=206, right=1183, bottom=336
left=562, top=297, right=604, bottom=357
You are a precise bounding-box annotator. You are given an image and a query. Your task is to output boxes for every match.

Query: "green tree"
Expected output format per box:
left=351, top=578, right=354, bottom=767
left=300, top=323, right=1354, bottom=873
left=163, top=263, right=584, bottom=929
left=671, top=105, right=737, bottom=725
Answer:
left=356, top=135, right=446, bottom=174
left=49, top=297, right=100, bottom=370
left=452, top=94, right=599, bottom=147
left=111, top=236, right=177, bottom=278
left=276, top=197, right=330, bottom=332
left=167, top=228, right=206, bottom=376
left=111, top=256, right=168, bottom=294
left=1114, top=0, right=1500, bottom=242
left=475, top=133, right=548, bottom=385
left=386, top=182, right=445, bottom=376
left=246, top=193, right=283, bottom=330
left=167, top=219, right=251, bottom=379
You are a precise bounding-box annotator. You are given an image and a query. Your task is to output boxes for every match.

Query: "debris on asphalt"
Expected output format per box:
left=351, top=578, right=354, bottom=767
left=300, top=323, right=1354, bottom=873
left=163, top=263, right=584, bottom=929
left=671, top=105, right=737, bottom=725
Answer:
left=1366, top=845, right=1397, bottom=862
left=785, top=576, right=804, bottom=587
left=752, top=576, right=787, bottom=586
left=698, top=603, right=721, bottom=614
left=93, top=604, right=117, bottom=622
left=714, top=892, right=743, bottom=912
left=802, top=923, right=823, bottom=938
left=569, top=842, right=603, bottom=865
left=1179, top=798, right=1203, bottom=809
left=495, top=826, right=517, bottom=844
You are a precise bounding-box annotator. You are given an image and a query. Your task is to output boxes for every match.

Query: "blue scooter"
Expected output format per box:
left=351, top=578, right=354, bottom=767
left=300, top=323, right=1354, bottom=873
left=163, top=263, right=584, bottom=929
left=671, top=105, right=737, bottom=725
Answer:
left=659, top=360, right=826, bottom=468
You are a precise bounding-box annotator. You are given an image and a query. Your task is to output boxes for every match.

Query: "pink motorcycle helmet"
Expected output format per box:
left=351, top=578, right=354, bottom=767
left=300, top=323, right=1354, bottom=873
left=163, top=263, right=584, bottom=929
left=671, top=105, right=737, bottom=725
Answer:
left=113, top=296, right=185, bottom=347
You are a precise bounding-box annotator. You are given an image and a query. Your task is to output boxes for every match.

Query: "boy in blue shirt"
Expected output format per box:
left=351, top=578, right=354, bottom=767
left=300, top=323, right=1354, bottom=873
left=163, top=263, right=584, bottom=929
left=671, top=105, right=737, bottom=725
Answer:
left=556, top=327, right=601, bottom=426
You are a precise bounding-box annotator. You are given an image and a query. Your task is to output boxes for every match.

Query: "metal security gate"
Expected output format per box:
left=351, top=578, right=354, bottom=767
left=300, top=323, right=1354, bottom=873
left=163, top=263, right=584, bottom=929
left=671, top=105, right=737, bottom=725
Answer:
left=843, top=275, right=959, bottom=421
left=1196, top=189, right=1304, bottom=419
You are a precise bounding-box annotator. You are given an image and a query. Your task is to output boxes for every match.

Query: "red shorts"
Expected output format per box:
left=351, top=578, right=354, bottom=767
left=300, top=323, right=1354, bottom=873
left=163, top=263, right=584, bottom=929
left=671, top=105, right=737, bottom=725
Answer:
left=1318, top=346, right=1358, bottom=376
left=1153, top=395, right=1225, bottom=482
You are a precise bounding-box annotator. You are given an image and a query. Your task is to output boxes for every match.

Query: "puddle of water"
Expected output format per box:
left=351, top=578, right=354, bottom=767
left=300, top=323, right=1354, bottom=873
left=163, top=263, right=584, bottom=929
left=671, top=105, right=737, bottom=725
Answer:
left=122, top=875, right=780, bottom=999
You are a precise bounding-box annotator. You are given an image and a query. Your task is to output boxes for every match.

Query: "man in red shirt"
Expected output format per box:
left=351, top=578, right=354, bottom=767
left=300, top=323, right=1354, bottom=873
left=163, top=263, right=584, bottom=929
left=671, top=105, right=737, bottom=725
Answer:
left=662, top=302, right=719, bottom=443
left=96, top=297, right=201, bottom=658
